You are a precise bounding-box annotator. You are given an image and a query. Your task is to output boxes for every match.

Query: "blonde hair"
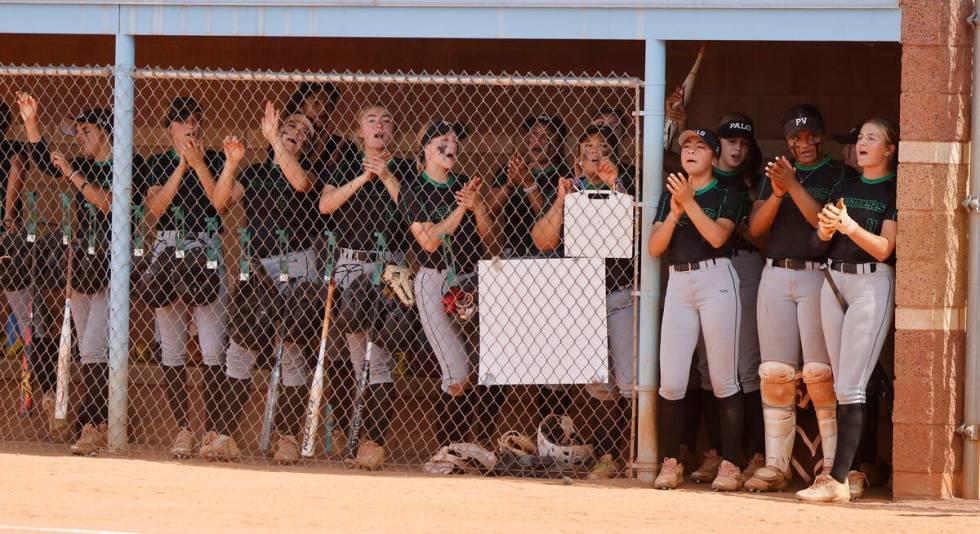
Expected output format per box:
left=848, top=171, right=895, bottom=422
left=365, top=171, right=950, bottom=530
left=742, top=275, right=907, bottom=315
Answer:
left=351, top=104, right=391, bottom=150
left=862, top=117, right=899, bottom=171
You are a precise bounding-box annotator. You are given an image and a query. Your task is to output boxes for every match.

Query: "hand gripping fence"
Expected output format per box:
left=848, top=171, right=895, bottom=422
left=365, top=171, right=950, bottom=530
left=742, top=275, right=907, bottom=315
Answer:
left=0, top=64, right=642, bottom=478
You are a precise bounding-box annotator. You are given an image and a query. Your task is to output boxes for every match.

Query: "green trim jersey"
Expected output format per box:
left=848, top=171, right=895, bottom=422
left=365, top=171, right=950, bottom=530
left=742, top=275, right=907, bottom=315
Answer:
left=655, top=178, right=741, bottom=265
left=826, top=173, right=898, bottom=265
left=326, top=152, right=414, bottom=253
left=141, top=149, right=224, bottom=233
left=713, top=167, right=757, bottom=251
left=241, top=159, right=322, bottom=258
left=491, top=162, right=567, bottom=257
left=400, top=171, right=485, bottom=274
left=757, top=156, right=854, bottom=261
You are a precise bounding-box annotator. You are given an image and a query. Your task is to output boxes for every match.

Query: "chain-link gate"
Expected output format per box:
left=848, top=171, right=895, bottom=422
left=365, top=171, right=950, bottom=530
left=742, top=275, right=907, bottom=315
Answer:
left=0, top=65, right=643, bottom=479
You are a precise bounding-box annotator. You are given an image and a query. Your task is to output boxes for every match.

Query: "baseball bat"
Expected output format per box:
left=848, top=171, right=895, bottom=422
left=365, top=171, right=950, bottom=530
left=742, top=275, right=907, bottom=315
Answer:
left=664, top=42, right=707, bottom=151
left=259, top=325, right=286, bottom=454
left=54, top=193, right=74, bottom=421
left=344, top=232, right=386, bottom=461
left=17, top=300, right=33, bottom=417
left=301, top=232, right=338, bottom=458
left=821, top=264, right=848, bottom=313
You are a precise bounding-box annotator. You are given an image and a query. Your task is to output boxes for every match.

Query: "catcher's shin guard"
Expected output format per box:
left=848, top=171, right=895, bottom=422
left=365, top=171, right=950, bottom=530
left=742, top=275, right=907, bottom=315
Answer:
left=803, top=362, right=837, bottom=474
left=747, top=361, right=796, bottom=491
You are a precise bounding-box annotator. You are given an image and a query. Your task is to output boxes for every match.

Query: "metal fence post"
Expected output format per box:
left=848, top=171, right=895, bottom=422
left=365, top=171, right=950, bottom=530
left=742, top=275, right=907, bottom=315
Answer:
left=108, top=34, right=135, bottom=451
left=634, top=39, right=666, bottom=485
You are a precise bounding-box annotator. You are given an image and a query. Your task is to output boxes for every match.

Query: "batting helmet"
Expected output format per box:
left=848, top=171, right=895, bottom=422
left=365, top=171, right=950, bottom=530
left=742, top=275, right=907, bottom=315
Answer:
left=29, top=233, right=66, bottom=291
left=332, top=271, right=383, bottom=337
left=0, top=231, right=31, bottom=291
left=173, top=247, right=222, bottom=307
left=132, top=248, right=176, bottom=309
left=227, top=262, right=283, bottom=353
left=282, top=279, right=327, bottom=346
left=537, top=414, right=593, bottom=467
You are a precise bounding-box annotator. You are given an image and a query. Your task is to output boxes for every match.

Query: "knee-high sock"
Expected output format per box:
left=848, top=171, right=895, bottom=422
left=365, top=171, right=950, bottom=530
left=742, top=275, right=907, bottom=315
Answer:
left=830, top=402, right=866, bottom=483
left=163, top=365, right=189, bottom=430
left=659, top=397, right=685, bottom=461
left=472, top=385, right=505, bottom=446
left=80, top=363, right=108, bottom=427
left=328, top=358, right=355, bottom=430
left=855, top=394, right=879, bottom=468
left=681, top=391, right=703, bottom=453
left=702, top=389, right=722, bottom=453
left=31, top=336, right=58, bottom=393
left=435, top=392, right=473, bottom=446
left=592, top=396, right=629, bottom=460
left=364, top=383, right=396, bottom=445
left=220, top=376, right=251, bottom=436
left=718, top=393, right=744, bottom=465
left=743, top=390, right=764, bottom=458
left=275, top=385, right=309, bottom=438
left=201, top=364, right=225, bottom=434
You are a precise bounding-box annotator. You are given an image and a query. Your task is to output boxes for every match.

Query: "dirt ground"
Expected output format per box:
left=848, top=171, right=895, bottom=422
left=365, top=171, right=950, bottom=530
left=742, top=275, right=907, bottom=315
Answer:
left=0, top=452, right=976, bottom=534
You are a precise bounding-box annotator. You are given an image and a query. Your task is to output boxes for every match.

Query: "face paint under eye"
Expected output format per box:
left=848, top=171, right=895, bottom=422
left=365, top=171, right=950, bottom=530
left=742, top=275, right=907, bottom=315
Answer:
left=437, top=144, right=449, bottom=155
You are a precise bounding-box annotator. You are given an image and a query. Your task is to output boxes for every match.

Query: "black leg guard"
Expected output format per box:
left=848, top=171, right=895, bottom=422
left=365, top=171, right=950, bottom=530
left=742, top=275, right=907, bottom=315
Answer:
left=702, top=388, right=722, bottom=453
left=743, top=390, right=764, bottom=458
left=364, top=383, right=396, bottom=445
left=163, top=365, right=189, bottom=430
left=221, top=376, right=251, bottom=436
left=659, top=396, right=685, bottom=460
left=831, top=402, right=866, bottom=483
left=328, top=358, right=355, bottom=430
left=201, top=364, right=224, bottom=433
left=718, top=392, right=744, bottom=465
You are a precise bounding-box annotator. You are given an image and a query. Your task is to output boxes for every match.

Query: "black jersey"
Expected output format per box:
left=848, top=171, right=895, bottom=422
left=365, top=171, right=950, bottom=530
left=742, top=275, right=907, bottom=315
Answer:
left=537, top=172, right=636, bottom=292
left=655, top=177, right=741, bottom=266
left=0, top=140, right=26, bottom=224
left=28, top=140, right=145, bottom=244
left=327, top=152, right=414, bottom=253
left=713, top=167, right=756, bottom=251
left=241, top=159, right=321, bottom=258
left=141, top=149, right=224, bottom=234
left=400, top=171, right=484, bottom=274
left=491, top=163, right=566, bottom=258
left=826, top=174, right=898, bottom=265
left=757, top=156, right=852, bottom=261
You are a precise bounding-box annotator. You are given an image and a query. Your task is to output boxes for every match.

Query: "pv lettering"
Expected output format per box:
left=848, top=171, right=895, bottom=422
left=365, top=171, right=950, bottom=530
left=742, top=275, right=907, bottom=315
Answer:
left=795, top=118, right=807, bottom=126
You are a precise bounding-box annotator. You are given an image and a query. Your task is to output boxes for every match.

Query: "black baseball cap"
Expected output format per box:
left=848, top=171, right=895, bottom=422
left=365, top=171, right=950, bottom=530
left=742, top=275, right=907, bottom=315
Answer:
left=419, top=121, right=469, bottom=150
left=781, top=104, right=825, bottom=137
left=165, top=96, right=203, bottom=126
left=717, top=117, right=756, bottom=140
left=833, top=124, right=862, bottom=145
left=523, top=114, right=568, bottom=139
left=72, top=108, right=113, bottom=136
left=678, top=128, right=721, bottom=156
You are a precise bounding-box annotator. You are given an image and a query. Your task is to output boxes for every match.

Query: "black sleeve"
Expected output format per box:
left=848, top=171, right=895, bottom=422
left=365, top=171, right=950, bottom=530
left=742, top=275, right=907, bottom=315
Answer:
left=400, top=185, right=429, bottom=224
left=808, top=230, right=832, bottom=257
left=491, top=166, right=508, bottom=189
left=717, top=186, right=741, bottom=223
left=130, top=155, right=148, bottom=207
left=27, top=139, right=58, bottom=177
left=654, top=191, right=672, bottom=223
left=757, top=175, right=773, bottom=201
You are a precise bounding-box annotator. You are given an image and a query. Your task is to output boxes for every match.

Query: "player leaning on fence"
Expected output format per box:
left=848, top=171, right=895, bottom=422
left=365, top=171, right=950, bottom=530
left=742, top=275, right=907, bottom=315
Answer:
left=531, top=124, right=636, bottom=480
left=402, top=121, right=503, bottom=453
left=140, top=97, right=231, bottom=460
left=16, top=92, right=146, bottom=456
left=318, top=104, right=414, bottom=468
left=204, top=101, right=320, bottom=463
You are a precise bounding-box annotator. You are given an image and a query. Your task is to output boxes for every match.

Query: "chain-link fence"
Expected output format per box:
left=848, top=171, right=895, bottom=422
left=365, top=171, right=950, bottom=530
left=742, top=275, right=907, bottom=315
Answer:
left=0, top=65, right=643, bottom=478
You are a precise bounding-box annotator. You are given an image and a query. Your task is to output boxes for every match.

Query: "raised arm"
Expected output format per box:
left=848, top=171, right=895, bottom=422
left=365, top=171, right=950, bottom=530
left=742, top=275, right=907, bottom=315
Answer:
left=213, top=136, right=245, bottom=214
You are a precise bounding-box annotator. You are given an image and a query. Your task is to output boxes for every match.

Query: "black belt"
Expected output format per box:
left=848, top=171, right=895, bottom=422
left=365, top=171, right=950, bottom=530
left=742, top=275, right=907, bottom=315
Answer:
left=771, top=258, right=812, bottom=270
left=830, top=261, right=877, bottom=274
left=671, top=258, right=717, bottom=272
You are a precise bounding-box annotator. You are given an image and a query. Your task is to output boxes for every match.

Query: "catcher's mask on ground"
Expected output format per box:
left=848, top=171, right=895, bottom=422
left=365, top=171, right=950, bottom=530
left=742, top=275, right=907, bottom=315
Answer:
left=537, top=414, right=593, bottom=467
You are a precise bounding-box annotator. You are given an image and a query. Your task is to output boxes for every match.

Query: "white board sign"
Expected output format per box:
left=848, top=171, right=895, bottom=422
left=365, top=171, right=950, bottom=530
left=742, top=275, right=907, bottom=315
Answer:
left=478, top=257, right=608, bottom=386
left=563, top=190, right=634, bottom=259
